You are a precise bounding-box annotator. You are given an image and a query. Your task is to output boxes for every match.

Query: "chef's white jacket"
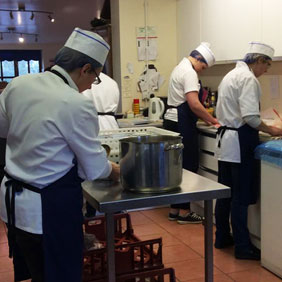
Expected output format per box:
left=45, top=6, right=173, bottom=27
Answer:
left=83, top=72, right=120, bottom=130
left=0, top=65, right=112, bottom=234
left=215, top=61, right=261, bottom=163
left=164, top=58, right=200, bottom=122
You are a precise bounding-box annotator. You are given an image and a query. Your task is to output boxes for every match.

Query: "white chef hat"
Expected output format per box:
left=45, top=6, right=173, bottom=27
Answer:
left=247, top=41, right=274, bottom=59
left=195, top=42, right=216, bottom=67
left=64, top=27, right=110, bottom=66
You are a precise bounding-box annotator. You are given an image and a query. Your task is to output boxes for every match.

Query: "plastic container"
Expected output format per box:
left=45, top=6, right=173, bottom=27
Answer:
left=83, top=213, right=164, bottom=281
left=116, top=267, right=176, bottom=282
left=83, top=238, right=163, bottom=281
left=133, top=99, right=140, bottom=116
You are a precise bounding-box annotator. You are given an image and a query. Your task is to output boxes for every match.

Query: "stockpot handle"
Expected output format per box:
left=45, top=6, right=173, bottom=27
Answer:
left=164, top=143, right=184, bottom=151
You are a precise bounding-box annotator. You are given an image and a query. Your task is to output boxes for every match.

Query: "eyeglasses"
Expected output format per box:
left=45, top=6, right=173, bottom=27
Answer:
left=93, top=69, right=102, bottom=85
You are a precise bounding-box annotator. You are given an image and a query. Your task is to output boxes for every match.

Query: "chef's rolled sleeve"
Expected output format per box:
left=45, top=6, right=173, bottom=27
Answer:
left=239, top=76, right=261, bottom=118
left=65, top=97, right=112, bottom=180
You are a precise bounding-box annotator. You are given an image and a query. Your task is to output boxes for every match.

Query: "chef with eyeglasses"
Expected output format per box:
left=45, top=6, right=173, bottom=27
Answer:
left=0, top=27, right=120, bottom=282
left=214, top=41, right=282, bottom=260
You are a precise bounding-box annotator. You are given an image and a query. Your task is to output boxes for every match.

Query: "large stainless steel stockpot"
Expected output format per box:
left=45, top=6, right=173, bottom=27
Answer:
left=119, top=135, right=183, bottom=193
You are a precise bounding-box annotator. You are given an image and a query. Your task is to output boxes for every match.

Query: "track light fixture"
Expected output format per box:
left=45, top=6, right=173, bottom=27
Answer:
left=0, top=27, right=39, bottom=43
left=1, top=4, right=55, bottom=22
left=48, top=14, right=55, bottom=22
left=30, top=11, right=34, bottom=20
left=18, top=34, right=24, bottom=43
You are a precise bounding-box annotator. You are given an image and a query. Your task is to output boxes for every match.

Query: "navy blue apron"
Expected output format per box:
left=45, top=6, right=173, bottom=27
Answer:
left=176, top=81, right=204, bottom=172
left=215, top=124, right=260, bottom=248
left=41, top=165, right=84, bottom=282
left=5, top=166, right=84, bottom=282
left=237, top=124, right=260, bottom=204
left=217, top=123, right=260, bottom=205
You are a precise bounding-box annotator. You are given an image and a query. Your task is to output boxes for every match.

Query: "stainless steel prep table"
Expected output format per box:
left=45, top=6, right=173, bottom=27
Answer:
left=82, top=169, right=230, bottom=282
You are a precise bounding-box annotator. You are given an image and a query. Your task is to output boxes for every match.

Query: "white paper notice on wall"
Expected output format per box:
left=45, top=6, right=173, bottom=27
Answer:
left=123, top=76, right=132, bottom=98
left=270, top=76, right=280, bottom=100
left=136, top=26, right=158, bottom=61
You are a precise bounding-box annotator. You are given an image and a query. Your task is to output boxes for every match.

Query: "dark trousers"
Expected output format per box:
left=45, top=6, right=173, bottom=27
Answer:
left=85, top=201, right=96, bottom=217
left=0, top=165, right=4, bottom=183
left=215, top=161, right=251, bottom=251
left=163, top=118, right=190, bottom=210
left=10, top=227, right=44, bottom=282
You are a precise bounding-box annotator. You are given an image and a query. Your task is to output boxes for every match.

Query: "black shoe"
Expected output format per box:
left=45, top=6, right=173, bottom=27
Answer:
left=177, top=212, right=202, bottom=224
left=168, top=212, right=179, bottom=221
left=214, top=235, right=234, bottom=249
left=235, top=248, right=261, bottom=260
left=250, top=243, right=260, bottom=255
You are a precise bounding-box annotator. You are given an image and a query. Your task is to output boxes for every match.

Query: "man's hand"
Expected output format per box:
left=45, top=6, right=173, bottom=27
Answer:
left=268, top=126, right=282, bottom=136
left=109, top=162, right=120, bottom=182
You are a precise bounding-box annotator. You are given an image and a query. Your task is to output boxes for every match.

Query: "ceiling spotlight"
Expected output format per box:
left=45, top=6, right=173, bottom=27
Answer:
left=48, top=14, right=55, bottom=22
left=19, top=34, right=24, bottom=43
left=9, top=11, right=14, bottom=19
left=30, top=11, right=34, bottom=20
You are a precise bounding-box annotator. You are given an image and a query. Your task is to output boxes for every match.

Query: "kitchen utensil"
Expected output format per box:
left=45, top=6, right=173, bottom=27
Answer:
left=148, top=96, right=165, bottom=121
left=119, top=135, right=183, bottom=193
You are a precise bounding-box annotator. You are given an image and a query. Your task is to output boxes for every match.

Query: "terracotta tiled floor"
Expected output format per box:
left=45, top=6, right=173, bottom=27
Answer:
left=0, top=207, right=281, bottom=282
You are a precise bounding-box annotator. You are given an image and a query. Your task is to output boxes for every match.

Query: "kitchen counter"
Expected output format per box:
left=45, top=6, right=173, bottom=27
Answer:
left=196, top=121, right=276, bottom=142
left=197, top=122, right=217, bottom=136
left=82, top=170, right=230, bottom=282
left=117, top=117, right=163, bottom=128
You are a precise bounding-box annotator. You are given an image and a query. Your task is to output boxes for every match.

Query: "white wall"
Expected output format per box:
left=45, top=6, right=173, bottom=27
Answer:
left=176, top=0, right=201, bottom=60
left=111, top=0, right=177, bottom=113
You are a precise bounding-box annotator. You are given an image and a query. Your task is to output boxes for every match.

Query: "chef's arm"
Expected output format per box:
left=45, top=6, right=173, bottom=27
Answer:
left=0, top=95, right=9, bottom=138
left=244, top=115, right=282, bottom=136
left=186, top=91, right=219, bottom=126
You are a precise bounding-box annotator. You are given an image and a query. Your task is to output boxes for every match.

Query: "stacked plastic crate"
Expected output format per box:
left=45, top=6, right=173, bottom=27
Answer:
left=83, top=213, right=176, bottom=281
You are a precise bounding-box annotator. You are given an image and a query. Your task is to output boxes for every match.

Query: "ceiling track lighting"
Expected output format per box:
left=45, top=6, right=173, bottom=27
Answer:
left=48, top=14, right=55, bottom=22
left=0, top=5, right=55, bottom=22
left=30, top=11, right=34, bottom=20
left=0, top=28, right=39, bottom=43
left=19, top=34, right=24, bottom=43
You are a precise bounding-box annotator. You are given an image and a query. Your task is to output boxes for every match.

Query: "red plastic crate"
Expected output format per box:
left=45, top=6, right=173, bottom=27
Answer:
left=83, top=237, right=163, bottom=281
left=83, top=212, right=134, bottom=242
left=116, top=267, right=176, bottom=282
left=91, top=267, right=176, bottom=282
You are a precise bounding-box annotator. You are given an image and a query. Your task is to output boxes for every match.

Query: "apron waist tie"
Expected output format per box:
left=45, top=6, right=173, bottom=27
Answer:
left=216, top=126, right=238, bottom=148
left=167, top=105, right=177, bottom=109
left=4, top=172, right=41, bottom=258
left=97, top=112, right=115, bottom=116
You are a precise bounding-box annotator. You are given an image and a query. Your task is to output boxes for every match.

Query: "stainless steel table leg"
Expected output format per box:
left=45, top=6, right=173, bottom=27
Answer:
left=106, top=212, right=116, bottom=282
left=204, top=200, right=213, bottom=282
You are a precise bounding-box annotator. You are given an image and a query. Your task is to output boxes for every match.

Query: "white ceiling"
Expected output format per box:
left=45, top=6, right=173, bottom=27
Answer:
left=0, top=0, right=106, bottom=44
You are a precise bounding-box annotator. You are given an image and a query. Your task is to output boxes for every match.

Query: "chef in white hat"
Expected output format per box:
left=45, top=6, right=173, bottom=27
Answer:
left=164, top=42, right=219, bottom=224
left=0, top=27, right=120, bottom=282
left=214, top=42, right=282, bottom=260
